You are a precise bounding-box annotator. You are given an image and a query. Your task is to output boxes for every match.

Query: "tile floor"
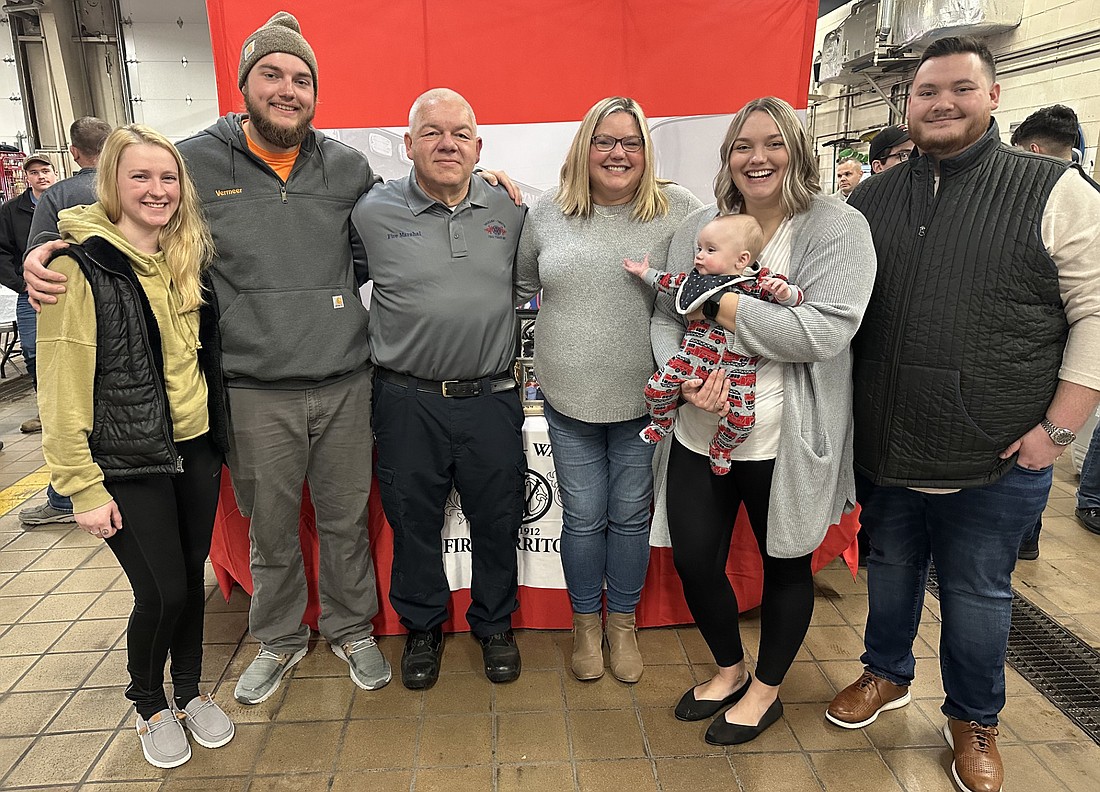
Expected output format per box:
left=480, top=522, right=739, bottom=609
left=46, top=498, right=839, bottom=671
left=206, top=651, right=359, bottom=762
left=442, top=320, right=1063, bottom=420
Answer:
left=1, top=385, right=1099, bottom=791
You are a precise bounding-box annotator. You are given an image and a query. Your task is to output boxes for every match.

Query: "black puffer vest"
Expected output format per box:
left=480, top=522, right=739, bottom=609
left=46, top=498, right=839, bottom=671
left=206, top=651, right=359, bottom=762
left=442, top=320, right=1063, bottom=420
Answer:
left=58, top=237, right=228, bottom=479
left=850, top=120, right=1076, bottom=488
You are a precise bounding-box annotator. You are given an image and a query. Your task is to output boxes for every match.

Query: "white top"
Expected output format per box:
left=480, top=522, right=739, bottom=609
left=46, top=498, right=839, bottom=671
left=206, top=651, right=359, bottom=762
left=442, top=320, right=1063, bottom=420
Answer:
left=673, top=215, right=795, bottom=461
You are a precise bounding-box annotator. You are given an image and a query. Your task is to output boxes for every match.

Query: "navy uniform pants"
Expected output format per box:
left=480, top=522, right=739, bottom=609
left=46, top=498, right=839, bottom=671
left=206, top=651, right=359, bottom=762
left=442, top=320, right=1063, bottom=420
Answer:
left=372, top=373, right=525, bottom=637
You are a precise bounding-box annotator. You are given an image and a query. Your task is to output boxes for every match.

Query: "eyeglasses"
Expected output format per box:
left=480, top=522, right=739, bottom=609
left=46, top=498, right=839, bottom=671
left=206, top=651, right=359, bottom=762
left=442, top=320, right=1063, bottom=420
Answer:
left=885, top=149, right=913, bottom=163
left=591, top=134, right=644, bottom=153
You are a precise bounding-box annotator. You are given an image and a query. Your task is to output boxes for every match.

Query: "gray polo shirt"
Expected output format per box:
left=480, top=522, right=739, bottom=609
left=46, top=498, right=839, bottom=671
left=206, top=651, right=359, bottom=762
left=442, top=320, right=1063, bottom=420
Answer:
left=352, top=170, right=526, bottom=381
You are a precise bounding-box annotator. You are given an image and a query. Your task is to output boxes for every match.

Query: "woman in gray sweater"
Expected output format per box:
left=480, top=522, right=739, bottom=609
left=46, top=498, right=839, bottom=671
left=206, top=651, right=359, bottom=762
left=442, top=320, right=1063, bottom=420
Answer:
left=515, top=96, right=701, bottom=683
left=650, top=97, right=876, bottom=745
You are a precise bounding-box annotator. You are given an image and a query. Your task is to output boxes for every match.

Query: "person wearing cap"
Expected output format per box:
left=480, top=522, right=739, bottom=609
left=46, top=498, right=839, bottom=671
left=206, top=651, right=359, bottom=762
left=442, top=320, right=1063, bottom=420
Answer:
left=0, top=153, right=56, bottom=453
left=868, top=124, right=915, bottom=174
left=23, top=10, right=388, bottom=704
left=182, top=10, right=396, bottom=704
left=15, top=117, right=113, bottom=528
left=352, top=88, right=527, bottom=690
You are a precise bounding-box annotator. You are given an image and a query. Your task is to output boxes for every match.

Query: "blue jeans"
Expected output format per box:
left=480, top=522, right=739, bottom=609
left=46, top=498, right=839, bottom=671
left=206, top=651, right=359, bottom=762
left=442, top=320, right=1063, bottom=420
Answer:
left=47, top=484, right=73, bottom=513
left=543, top=401, right=655, bottom=614
left=15, top=292, right=35, bottom=378
left=856, top=465, right=1051, bottom=725
left=1077, top=419, right=1100, bottom=510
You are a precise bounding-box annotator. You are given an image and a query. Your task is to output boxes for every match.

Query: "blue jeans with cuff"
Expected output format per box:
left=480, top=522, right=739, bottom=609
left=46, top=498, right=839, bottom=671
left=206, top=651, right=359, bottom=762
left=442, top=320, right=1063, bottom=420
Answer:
left=856, top=464, right=1051, bottom=725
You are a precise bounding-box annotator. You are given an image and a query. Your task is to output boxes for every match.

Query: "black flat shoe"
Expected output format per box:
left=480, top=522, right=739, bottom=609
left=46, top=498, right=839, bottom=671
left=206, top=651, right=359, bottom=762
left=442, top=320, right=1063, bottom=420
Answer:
left=704, top=697, right=783, bottom=746
left=674, top=673, right=753, bottom=722
left=479, top=629, right=521, bottom=683
left=401, top=627, right=444, bottom=690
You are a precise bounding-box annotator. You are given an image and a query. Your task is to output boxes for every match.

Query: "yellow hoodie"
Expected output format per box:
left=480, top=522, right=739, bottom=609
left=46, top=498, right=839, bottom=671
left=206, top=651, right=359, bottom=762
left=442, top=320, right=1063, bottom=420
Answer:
left=39, top=203, right=208, bottom=513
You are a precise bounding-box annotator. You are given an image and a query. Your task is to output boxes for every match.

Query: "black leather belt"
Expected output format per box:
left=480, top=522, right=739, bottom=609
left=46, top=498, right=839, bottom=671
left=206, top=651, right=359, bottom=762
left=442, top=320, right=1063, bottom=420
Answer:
left=376, top=368, right=516, bottom=398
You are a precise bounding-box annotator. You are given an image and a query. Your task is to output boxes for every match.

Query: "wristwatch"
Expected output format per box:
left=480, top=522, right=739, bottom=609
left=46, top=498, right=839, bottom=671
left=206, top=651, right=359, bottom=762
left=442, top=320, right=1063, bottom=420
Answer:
left=701, top=296, right=722, bottom=320
left=1040, top=418, right=1076, bottom=446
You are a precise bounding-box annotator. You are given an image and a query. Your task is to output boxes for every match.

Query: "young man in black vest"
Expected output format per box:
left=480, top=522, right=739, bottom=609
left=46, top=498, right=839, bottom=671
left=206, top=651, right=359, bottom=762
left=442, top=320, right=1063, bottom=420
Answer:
left=826, top=36, right=1100, bottom=792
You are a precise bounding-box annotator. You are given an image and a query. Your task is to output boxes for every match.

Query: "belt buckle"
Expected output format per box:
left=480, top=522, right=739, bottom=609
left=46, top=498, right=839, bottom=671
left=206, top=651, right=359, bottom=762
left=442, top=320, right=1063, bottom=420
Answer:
left=441, top=380, right=480, bottom=397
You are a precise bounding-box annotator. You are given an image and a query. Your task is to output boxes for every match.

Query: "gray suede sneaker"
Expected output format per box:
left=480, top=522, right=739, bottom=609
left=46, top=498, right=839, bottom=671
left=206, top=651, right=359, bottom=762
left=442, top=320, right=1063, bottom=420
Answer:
left=332, top=637, right=391, bottom=690
left=234, top=646, right=307, bottom=704
left=173, top=694, right=235, bottom=748
left=136, top=709, right=191, bottom=769
left=19, top=502, right=76, bottom=527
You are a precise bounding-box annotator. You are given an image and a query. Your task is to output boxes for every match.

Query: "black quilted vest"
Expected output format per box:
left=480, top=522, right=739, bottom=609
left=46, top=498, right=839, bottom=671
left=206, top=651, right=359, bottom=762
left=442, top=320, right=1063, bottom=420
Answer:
left=59, top=237, right=228, bottom=479
left=850, top=120, right=1074, bottom=488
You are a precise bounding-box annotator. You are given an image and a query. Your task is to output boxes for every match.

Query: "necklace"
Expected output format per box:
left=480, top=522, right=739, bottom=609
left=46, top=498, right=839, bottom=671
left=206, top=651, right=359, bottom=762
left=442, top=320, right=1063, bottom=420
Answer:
left=592, top=202, right=629, bottom=219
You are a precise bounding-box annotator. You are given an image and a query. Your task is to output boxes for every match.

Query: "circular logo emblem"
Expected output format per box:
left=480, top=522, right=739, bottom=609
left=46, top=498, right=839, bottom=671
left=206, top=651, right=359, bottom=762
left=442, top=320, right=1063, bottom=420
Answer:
left=523, top=468, right=552, bottom=524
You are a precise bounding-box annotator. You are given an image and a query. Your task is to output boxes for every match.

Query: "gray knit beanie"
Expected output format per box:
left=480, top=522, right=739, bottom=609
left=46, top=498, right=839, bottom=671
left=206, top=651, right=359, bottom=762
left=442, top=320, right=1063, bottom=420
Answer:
left=237, top=11, right=318, bottom=93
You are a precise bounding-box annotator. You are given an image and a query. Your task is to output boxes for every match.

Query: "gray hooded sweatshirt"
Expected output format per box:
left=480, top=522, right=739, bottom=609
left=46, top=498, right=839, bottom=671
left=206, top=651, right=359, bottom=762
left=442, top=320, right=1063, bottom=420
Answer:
left=177, top=113, right=380, bottom=388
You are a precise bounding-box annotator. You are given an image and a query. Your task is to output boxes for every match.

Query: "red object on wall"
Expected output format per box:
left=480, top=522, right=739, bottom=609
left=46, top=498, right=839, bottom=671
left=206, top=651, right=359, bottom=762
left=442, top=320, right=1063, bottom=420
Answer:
left=208, top=469, right=860, bottom=635
left=204, top=0, right=819, bottom=127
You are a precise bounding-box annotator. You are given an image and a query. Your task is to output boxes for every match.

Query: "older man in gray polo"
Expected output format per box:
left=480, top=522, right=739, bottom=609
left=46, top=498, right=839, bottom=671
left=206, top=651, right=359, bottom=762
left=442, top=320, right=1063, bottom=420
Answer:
left=352, top=88, right=527, bottom=691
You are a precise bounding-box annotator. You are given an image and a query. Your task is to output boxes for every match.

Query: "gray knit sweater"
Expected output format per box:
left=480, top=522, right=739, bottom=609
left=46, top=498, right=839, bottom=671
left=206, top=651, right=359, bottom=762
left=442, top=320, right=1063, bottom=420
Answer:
left=515, top=184, right=702, bottom=423
left=651, top=195, right=877, bottom=558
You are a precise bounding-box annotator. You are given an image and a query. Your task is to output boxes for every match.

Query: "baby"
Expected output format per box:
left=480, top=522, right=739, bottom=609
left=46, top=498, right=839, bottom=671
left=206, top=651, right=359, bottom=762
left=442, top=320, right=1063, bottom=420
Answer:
left=624, top=214, right=803, bottom=475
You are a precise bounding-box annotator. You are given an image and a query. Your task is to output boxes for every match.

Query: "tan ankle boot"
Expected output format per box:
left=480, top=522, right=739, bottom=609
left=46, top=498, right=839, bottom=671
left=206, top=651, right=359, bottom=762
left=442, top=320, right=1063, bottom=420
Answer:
left=606, top=611, right=643, bottom=682
left=571, top=612, right=604, bottom=680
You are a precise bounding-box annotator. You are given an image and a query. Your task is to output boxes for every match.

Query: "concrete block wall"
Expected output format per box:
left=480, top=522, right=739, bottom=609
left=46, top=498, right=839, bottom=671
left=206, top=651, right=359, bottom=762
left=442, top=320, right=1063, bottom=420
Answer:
left=811, top=0, right=1100, bottom=187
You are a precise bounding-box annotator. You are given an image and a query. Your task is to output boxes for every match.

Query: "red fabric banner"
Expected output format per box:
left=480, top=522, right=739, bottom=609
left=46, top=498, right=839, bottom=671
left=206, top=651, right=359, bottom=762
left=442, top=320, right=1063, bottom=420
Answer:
left=209, top=470, right=860, bottom=634
left=205, top=0, right=818, bottom=126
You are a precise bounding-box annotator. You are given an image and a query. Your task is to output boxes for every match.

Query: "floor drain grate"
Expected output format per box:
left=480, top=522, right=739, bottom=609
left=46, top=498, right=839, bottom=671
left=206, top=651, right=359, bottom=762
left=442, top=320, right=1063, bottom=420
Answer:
left=926, top=566, right=1100, bottom=744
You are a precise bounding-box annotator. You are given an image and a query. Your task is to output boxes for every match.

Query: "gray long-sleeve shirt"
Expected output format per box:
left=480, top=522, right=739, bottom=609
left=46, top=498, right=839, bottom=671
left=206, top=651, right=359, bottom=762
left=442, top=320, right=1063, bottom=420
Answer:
left=514, top=184, right=702, bottom=423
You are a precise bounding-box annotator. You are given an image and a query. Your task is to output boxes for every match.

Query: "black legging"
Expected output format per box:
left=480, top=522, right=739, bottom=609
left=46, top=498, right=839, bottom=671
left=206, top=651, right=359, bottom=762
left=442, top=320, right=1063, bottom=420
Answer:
left=103, top=434, right=222, bottom=719
left=667, top=439, right=813, bottom=686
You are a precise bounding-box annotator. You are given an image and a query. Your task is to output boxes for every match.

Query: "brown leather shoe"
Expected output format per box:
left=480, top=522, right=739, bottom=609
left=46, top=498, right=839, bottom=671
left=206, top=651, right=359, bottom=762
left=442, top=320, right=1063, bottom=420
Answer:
left=825, top=670, right=911, bottom=728
left=943, top=718, right=1003, bottom=792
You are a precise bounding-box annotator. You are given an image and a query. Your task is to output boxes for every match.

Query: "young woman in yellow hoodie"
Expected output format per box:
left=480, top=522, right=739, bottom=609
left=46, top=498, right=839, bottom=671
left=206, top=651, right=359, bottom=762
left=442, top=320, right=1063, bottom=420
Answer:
left=38, top=125, right=233, bottom=769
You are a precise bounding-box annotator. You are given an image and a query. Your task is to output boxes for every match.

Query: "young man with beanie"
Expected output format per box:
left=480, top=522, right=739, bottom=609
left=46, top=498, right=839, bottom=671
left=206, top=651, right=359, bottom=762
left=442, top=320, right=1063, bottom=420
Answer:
left=17, top=116, right=112, bottom=528
left=25, top=11, right=390, bottom=704
left=184, top=10, right=391, bottom=704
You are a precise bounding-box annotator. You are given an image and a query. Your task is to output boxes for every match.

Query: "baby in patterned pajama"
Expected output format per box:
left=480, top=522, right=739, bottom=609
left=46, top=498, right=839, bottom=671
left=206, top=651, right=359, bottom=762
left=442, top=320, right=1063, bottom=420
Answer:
left=624, top=214, right=803, bottom=475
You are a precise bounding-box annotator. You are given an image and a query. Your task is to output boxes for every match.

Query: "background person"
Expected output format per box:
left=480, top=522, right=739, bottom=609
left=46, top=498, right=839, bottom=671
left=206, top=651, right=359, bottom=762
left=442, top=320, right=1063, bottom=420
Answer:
left=38, top=124, right=233, bottom=770
left=19, top=116, right=113, bottom=527
left=1010, top=104, right=1081, bottom=161
left=1011, top=103, right=1082, bottom=560
left=514, top=96, right=702, bottom=683
left=834, top=156, right=863, bottom=200
left=652, top=96, right=875, bottom=745
left=0, top=154, right=56, bottom=447
left=868, top=125, right=915, bottom=174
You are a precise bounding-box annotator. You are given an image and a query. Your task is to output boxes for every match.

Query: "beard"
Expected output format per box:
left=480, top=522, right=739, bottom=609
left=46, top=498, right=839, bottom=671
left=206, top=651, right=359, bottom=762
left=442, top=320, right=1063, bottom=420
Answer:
left=910, top=114, right=989, bottom=159
left=243, top=90, right=315, bottom=150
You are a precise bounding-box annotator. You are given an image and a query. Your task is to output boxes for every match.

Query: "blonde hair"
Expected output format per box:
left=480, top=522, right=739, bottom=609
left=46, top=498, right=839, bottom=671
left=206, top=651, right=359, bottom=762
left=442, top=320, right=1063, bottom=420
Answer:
left=714, top=97, right=820, bottom=217
left=705, top=214, right=765, bottom=261
left=97, top=124, right=213, bottom=311
left=555, top=96, right=671, bottom=222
